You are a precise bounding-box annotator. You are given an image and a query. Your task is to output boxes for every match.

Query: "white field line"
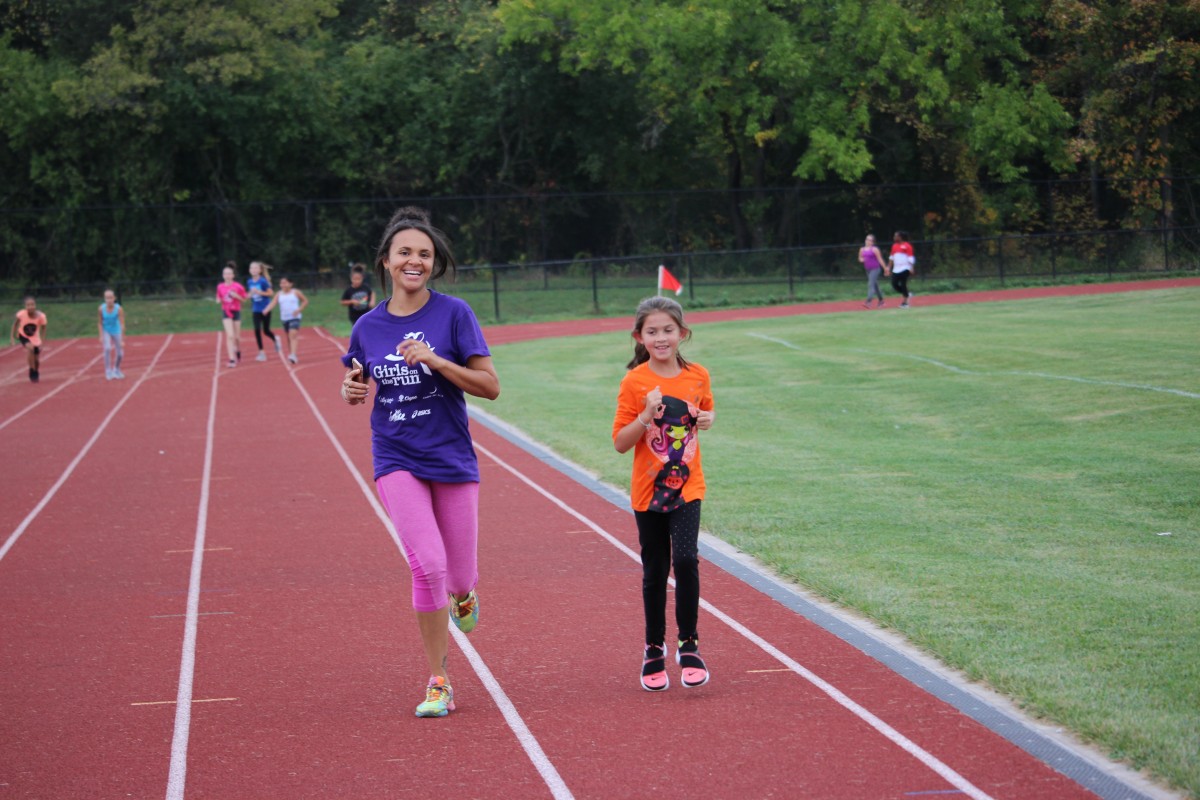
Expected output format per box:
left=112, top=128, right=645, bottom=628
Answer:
left=473, top=440, right=996, bottom=800
left=878, top=351, right=1200, bottom=399
left=0, top=337, right=173, bottom=565
left=165, top=334, right=222, bottom=800
left=0, top=352, right=105, bottom=432
left=284, top=338, right=574, bottom=800
left=746, top=332, right=1199, bottom=399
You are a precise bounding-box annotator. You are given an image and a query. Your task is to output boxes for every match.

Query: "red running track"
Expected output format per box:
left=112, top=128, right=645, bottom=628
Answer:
left=2, top=281, right=1190, bottom=799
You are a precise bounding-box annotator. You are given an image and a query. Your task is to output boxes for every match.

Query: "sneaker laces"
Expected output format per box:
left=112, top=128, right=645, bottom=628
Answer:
left=453, top=592, right=476, bottom=618
left=425, top=680, right=450, bottom=703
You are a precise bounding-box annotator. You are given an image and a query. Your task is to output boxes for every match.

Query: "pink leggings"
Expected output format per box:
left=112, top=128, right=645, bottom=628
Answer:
left=376, top=470, right=479, bottom=613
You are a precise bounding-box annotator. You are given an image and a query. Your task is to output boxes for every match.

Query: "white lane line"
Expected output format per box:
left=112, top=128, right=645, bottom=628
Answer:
left=311, top=326, right=344, bottom=351
left=280, top=356, right=574, bottom=800
left=165, top=334, right=222, bottom=800
left=747, top=332, right=1199, bottom=399
left=0, top=336, right=173, bottom=565
left=0, top=352, right=105, bottom=432
left=473, top=441, right=996, bottom=800
left=1, top=339, right=77, bottom=384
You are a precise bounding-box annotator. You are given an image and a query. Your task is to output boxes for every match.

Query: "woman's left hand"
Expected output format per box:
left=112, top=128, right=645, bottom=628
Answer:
left=398, top=339, right=443, bottom=371
left=696, top=410, right=715, bottom=430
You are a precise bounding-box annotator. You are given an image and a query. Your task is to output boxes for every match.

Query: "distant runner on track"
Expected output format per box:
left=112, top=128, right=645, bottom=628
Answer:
left=339, top=206, right=501, bottom=718
left=10, top=295, right=48, bottom=383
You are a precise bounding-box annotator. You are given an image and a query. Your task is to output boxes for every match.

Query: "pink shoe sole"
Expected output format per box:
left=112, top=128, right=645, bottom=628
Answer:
left=641, top=645, right=670, bottom=692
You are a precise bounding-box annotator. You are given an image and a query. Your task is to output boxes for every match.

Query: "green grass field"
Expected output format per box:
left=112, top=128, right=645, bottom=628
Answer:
left=20, top=281, right=1200, bottom=796
left=478, top=287, right=1200, bottom=797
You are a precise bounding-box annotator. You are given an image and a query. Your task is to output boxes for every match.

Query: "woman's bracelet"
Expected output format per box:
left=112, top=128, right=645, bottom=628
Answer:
left=637, top=414, right=653, bottom=430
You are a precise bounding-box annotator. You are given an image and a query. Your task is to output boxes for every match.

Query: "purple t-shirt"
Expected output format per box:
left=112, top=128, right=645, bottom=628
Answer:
left=342, top=291, right=491, bottom=483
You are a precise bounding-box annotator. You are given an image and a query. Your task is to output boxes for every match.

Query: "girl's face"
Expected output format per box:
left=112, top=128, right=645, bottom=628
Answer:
left=280, top=278, right=293, bottom=291
left=865, top=235, right=875, bottom=247
left=24, top=298, right=36, bottom=313
left=635, top=311, right=685, bottom=365
left=382, top=228, right=435, bottom=295
left=249, top=262, right=261, bottom=277
left=222, top=267, right=234, bottom=282
left=104, top=290, right=115, bottom=305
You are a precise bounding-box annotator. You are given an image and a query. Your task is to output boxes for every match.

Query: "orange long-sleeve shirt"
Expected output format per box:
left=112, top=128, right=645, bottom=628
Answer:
left=613, top=361, right=714, bottom=512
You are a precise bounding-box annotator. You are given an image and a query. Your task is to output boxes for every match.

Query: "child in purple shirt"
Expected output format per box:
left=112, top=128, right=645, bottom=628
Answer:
left=340, top=207, right=500, bottom=719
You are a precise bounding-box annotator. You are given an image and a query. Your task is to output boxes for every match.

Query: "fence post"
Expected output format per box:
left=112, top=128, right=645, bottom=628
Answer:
left=787, top=249, right=795, bottom=297
left=998, top=233, right=1005, bottom=285
left=687, top=254, right=694, bottom=301
left=591, top=262, right=600, bottom=312
left=1106, top=230, right=1113, bottom=278
left=492, top=265, right=501, bottom=322
left=305, top=201, right=317, bottom=273
left=1162, top=218, right=1170, bottom=271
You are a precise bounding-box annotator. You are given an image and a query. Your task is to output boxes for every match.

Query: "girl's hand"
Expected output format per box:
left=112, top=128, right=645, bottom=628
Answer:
left=643, top=386, right=663, bottom=421
left=696, top=410, right=715, bottom=431
left=341, top=363, right=369, bottom=405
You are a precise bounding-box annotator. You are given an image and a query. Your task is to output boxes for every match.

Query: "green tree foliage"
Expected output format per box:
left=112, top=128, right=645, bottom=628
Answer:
left=1037, top=0, right=1200, bottom=223
left=0, top=0, right=1197, bottom=285
left=497, top=0, right=1075, bottom=241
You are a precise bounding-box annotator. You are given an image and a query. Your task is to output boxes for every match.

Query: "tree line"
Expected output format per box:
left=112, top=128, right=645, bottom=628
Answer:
left=2, top=0, right=1198, bottom=287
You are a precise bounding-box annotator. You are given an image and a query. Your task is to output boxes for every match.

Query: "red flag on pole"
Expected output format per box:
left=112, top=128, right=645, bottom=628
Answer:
left=658, top=264, right=684, bottom=296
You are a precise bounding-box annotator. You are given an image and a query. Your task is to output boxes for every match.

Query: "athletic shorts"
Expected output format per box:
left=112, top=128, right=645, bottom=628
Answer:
left=283, top=319, right=301, bottom=332
left=223, top=309, right=241, bottom=322
left=17, top=335, right=40, bottom=355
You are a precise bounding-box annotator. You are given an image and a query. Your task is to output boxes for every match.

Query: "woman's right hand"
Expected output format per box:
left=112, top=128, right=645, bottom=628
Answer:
left=341, top=365, right=369, bottom=405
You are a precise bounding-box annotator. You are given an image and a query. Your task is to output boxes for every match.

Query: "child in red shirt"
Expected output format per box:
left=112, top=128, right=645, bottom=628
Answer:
left=613, top=296, right=715, bottom=691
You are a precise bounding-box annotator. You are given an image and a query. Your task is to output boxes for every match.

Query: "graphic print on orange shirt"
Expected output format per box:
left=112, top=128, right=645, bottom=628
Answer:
left=645, top=394, right=699, bottom=512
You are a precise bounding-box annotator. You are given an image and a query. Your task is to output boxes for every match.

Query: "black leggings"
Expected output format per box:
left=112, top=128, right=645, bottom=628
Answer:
left=890, top=270, right=911, bottom=299
left=252, top=310, right=277, bottom=349
left=635, top=500, right=702, bottom=645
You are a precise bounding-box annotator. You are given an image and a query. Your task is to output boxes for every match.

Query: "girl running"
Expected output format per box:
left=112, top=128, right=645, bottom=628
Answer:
left=858, top=234, right=887, bottom=309
left=263, top=276, right=308, bottom=364
left=97, top=288, right=126, bottom=379
left=888, top=230, right=916, bottom=308
left=246, top=261, right=280, bottom=360
left=339, top=207, right=500, bottom=718
left=216, top=262, right=248, bottom=367
left=612, top=296, right=715, bottom=691
left=10, top=296, right=48, bottom=383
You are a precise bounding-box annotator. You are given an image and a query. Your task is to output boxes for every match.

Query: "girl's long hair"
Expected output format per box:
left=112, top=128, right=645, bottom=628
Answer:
left=627, top=296, right=692, bottom=370
left=373, top=206, right=456, bottom=293
left=252, top=261, right=274, bottom=284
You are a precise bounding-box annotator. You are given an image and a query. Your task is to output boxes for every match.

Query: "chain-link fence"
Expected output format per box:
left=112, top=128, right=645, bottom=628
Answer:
left=3, top=178, right=1197, bottom=314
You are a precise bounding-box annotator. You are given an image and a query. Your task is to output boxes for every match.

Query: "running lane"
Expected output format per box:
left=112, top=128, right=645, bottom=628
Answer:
left=0, top=335, right=219, bottom=797
left=178, top=346, right=556, bottom=798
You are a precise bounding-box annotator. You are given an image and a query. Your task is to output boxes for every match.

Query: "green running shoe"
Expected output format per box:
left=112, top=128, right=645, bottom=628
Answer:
left=415, top=676, right=455, bottom=717
left=450, top=589, right=479, bottom=634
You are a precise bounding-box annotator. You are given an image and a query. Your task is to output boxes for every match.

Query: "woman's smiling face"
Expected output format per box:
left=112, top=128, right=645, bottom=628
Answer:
left=383, top=228, right=435, bottom=295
